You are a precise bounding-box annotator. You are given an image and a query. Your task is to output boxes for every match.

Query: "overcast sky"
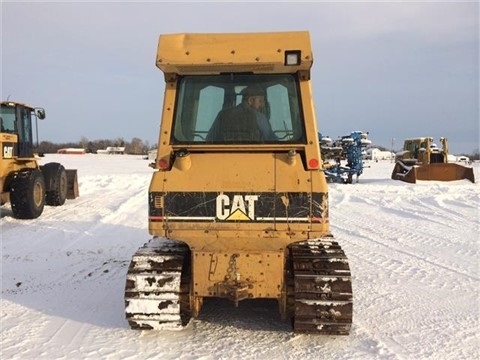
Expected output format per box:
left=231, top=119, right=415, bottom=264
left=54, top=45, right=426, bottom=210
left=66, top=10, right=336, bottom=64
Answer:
left=2, top=1, right=479, bottom=154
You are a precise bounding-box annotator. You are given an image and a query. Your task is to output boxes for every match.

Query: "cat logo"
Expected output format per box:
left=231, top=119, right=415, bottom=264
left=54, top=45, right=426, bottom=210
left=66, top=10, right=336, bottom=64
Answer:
left=216, top=194, right=259, bottom=221
left=3, top=145, right=13, bottom=159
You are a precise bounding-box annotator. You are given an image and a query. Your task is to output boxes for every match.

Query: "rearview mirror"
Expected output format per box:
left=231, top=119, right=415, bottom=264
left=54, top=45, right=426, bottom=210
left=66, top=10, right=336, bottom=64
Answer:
left=36, top=108, right=46, bottom=119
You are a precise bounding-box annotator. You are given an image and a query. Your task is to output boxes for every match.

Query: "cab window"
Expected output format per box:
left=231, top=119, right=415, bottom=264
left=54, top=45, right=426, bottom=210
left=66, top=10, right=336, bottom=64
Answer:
left=172, top=74, right=305, bottom=144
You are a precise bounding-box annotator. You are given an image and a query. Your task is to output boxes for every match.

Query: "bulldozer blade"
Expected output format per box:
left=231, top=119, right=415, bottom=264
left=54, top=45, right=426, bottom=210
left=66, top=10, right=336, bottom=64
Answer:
left=391, top=161, right=417, bottom=183
left=392, top=162, right=475, bottom=184
left=415, top=163, right=475, bottom=183
left=65, top=169, right=79, bottom=199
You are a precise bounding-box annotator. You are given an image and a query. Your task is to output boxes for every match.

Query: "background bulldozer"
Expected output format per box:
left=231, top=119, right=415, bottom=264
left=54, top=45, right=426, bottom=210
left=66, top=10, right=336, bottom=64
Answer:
left=1, top=101, right=79, bottom=219
left=391, top=137, right=475, bottom=184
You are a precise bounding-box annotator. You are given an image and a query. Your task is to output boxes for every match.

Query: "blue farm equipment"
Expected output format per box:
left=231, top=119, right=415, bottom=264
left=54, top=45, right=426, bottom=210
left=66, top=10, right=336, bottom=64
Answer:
left=320, top=131, right=371, bottom=184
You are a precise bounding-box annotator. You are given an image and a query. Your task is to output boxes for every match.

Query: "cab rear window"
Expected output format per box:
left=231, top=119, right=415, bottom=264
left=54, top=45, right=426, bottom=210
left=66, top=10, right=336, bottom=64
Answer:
left=171, top=74, right=306, bottom=144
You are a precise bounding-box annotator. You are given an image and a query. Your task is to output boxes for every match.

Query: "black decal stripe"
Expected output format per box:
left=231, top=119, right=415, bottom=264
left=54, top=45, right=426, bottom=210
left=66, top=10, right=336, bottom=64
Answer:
left=149, top=192, right=328, bottom=222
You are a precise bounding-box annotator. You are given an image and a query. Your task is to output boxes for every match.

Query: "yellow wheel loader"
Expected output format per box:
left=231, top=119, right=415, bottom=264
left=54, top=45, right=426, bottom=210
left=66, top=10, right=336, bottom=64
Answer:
left=0, top=101, right=79, bottom=219
left=391, top=137, right=475, bottom=184
left=124, top=31, right=353, bottom=335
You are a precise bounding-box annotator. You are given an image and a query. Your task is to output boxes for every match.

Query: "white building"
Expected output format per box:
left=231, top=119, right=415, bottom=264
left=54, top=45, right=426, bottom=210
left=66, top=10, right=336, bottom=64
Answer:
left=456, top=155, right=470, bottom=163
left=365, top=148, right=395, bottom=160
left=97, top=146, right=125, bottom=155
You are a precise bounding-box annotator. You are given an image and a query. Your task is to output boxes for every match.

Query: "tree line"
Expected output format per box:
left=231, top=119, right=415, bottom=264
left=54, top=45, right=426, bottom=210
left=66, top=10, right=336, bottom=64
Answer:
left=35, top=137, right=479, bottom=160
left=35, top=137, right=156, bottom=155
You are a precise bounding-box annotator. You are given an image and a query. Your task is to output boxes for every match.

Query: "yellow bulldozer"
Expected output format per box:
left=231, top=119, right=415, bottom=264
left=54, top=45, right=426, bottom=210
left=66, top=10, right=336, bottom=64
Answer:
left=124, top=31, right=353, bottom=335
left=391, top=137, right=475, bottom=184
left=0, top=101, right=79, bottom=219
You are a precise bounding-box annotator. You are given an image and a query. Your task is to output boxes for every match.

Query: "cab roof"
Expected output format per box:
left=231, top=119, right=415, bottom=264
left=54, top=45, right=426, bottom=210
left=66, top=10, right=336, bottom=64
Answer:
left=156, top=31, right=313, bottom=78
left=1, top=101, right=35, bottom=110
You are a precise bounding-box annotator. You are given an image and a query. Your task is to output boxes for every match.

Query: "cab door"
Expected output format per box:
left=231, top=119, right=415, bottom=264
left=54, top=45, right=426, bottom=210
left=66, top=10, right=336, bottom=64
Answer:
left=16, top=105, right=34, bottom=158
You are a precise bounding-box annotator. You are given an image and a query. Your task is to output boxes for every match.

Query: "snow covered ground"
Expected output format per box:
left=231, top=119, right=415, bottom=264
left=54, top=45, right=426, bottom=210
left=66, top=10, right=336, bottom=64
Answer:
left=1, top=154, right=479, bottom=360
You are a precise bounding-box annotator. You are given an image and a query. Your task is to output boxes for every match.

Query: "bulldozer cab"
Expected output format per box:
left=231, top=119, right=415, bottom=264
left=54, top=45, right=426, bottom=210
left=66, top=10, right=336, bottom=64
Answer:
left=150, top=32, right=325, bottom=242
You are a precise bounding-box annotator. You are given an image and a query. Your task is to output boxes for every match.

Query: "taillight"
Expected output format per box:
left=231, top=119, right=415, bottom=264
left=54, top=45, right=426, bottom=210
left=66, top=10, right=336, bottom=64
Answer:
left=308, top=158, right=319, bottom=169
left=158, top=158, right=169, bottom=170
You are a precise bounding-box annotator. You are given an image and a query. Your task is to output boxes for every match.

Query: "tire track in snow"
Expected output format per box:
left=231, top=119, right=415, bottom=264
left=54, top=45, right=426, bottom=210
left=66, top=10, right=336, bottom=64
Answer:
left=330, top=183, right=478, bottom=283
left=328, top=183, right=479, bottom=359
left=335, top=214, right=477, bottom=283
left=1, top=172, right=149, bottom=313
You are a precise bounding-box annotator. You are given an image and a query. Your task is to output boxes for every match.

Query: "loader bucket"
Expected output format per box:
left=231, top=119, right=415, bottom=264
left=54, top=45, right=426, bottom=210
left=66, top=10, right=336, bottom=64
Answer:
left=65, top=169, right=79, bottom=199
left=392, top=162, right=475, bottom=184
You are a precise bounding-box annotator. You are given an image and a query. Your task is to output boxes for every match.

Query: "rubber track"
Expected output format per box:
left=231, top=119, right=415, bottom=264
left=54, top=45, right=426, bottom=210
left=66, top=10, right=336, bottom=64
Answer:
left=124, top=237, right=191, bottom=330
left=290, top=238, right=353, bottom=335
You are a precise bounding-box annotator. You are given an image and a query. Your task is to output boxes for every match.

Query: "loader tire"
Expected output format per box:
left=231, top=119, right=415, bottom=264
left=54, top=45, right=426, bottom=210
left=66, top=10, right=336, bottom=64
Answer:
left=10, top=169, right=46, bottom=219
left=42, top=162, right=67, bottom=206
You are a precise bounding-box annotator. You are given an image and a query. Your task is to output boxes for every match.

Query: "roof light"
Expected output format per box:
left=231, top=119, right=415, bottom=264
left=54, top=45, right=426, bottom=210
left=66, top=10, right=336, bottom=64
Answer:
left=285, top=50, right=301, bottom=66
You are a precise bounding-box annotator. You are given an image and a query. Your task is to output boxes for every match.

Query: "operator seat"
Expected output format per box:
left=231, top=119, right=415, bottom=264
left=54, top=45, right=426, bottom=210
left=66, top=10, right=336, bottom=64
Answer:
left=206, top=106, right=261, bottom=142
